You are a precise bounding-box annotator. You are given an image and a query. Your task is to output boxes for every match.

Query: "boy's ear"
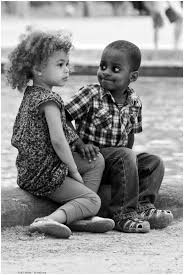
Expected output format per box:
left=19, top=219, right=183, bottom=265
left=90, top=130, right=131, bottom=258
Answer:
left=129, top=71, right=139, bottom=83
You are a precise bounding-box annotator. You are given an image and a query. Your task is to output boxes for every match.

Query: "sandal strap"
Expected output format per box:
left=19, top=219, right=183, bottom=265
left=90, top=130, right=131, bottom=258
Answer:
left=117, top=217, right=149, bottom=233
left=113, top=210, right=138, bottom=222
left=33, top=217, right=54, bottom=223
left=139, top=208, right=172, bottom=219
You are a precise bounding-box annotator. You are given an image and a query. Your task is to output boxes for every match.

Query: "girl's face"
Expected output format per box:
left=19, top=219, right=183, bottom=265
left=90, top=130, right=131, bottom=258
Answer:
left=97, top=48, right=132, bottom=94
left=39, top=50, right=70, bottom=89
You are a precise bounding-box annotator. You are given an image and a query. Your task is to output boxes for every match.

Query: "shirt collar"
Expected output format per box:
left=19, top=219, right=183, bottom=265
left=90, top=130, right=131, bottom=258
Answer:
left=100, top=86, right=135, bottom=104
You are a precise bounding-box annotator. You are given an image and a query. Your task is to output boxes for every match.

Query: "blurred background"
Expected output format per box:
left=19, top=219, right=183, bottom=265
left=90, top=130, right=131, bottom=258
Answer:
left=1, top=1, right=183, bottom=193
left=1, top=1, right=183, bottom=50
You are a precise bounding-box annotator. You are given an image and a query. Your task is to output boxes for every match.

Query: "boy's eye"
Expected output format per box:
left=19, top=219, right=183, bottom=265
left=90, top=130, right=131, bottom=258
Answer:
left=113, top=66, right=120, bottom=73
left=100, top=64, right=106, bottom=70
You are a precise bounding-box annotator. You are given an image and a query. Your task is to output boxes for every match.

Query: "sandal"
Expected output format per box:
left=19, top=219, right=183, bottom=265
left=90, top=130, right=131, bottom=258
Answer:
left=115, top=217, right=150, bottom=233
left=69, top=216, right=115, bottom=233
left=29, top=217, right=72, bottom=238
left=138, top=208, right=173, bottom=229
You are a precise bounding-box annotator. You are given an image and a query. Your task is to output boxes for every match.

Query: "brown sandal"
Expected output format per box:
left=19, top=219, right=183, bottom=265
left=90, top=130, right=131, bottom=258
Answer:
left=115, top=217, right=150, bottom=233
left=138, top=208, right=173, bottom=229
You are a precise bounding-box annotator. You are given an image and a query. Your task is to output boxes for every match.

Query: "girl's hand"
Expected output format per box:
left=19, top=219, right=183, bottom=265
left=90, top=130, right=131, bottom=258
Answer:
left=69, top=171, right=84, bottom=184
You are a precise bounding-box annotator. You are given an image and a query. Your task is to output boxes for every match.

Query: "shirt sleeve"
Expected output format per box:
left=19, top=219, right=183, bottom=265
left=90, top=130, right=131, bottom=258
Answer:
left=31, top=91, right=64, bottom=115
left=65, top=85, right=98, bottom=120
left=130, top=97, right=143, bottom=134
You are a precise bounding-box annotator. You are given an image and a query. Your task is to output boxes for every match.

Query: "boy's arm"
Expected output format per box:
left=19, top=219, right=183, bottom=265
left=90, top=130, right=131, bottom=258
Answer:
left=127, top=131, right=134, bottom=149
left=66, top=114, right=100, bottom=162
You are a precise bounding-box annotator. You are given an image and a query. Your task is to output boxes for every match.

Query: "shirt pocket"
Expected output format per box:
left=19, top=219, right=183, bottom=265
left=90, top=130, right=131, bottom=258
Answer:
left=92, top=108, right=112, bottom=129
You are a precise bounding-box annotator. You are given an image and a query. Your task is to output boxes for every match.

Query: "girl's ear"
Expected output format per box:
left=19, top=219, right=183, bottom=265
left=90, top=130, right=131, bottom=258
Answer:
left=129, top=71, right=139, bottom=83
left=33, top=66, right=42, bottom=76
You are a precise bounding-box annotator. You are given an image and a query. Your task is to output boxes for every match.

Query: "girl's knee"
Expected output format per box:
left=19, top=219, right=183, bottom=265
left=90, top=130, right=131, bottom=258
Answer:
left=94, top=153, right=105, bottom=171
left=87, top=191, right=101, bottom=215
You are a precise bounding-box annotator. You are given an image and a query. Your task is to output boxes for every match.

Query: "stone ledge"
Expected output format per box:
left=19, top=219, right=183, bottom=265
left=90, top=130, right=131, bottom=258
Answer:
left=1, top=61, right=182, bottom=77
left=1, top=183, right=183, bottom=227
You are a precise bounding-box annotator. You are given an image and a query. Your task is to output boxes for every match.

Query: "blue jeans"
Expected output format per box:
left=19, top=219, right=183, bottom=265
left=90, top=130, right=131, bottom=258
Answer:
left=99, top=147, right=165, bottom=220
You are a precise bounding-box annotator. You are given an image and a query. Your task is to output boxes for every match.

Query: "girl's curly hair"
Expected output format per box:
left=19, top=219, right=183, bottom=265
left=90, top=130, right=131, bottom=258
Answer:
left=6, top=29, right=73, bottom=92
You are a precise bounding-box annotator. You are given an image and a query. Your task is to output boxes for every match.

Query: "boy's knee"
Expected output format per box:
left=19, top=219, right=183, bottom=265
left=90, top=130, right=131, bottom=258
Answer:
left=153, top=154, right=165, bottom=172
left=118, top=148, right=137, bottom=166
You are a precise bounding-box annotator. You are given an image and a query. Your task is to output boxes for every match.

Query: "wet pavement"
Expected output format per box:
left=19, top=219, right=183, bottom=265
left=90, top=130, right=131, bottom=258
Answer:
left=1, top=75, right=182, bottom=191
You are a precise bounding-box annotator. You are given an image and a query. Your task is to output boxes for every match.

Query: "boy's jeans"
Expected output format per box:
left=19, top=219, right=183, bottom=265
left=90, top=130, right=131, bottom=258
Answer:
left=99, top=147, right=165, bottom=220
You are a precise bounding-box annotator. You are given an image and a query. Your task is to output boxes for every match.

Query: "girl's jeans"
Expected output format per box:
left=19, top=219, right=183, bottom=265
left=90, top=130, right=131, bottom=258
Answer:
left=99, top=147, right=165, bottom=220
left=47, top=152, right=105, bottom=224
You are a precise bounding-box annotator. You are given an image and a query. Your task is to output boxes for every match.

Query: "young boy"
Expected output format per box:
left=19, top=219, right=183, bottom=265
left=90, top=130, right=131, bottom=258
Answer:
left=65, top=40, right=173, bottom=233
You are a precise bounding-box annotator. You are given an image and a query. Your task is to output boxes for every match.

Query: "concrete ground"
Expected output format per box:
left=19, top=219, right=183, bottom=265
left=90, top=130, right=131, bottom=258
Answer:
left=1, top=219, right=183, bottom=274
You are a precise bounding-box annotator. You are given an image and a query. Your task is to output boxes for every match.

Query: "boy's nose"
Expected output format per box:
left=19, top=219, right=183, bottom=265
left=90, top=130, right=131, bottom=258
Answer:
left=102, top=69, right=111, bottom=76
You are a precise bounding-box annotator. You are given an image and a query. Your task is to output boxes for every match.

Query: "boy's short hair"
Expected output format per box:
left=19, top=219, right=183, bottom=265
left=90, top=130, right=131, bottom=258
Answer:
left=105, top=40, right=141, bottom=71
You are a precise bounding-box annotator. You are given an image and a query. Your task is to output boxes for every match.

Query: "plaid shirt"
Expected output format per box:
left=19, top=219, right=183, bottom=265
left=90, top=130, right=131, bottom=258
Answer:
left=65, top=84, right=142, bottom=148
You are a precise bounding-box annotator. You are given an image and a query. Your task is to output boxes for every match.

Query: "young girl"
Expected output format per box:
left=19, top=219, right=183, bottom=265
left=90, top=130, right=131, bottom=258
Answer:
left=6, top=30, right=115, bottom=238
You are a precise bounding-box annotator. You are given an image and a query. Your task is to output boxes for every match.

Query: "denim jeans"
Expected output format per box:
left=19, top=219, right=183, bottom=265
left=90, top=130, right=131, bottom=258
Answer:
left=99, top=147, right=165, bottom=220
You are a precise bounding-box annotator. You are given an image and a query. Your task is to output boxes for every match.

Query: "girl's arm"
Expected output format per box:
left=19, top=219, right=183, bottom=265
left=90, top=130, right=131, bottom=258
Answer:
left=40, top=101, right=83, bottom=184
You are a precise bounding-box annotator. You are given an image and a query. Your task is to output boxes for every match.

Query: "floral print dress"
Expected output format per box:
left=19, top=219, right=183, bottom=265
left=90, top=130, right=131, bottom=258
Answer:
left=11, top=86, right=78, bottom=197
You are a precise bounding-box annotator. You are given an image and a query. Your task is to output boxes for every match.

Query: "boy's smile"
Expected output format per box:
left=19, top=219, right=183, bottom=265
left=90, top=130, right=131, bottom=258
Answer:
left=97, top=48, right=132, bottom=94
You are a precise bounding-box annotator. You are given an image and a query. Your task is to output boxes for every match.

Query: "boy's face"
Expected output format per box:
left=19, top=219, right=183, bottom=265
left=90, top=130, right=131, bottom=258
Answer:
left=97, top=48, right=132, bottom=94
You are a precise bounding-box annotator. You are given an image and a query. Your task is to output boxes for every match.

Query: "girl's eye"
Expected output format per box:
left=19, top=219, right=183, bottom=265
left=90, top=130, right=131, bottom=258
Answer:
left=58, top=63, right=63, bottom=67
left=113, top=66, right=120, bottom=73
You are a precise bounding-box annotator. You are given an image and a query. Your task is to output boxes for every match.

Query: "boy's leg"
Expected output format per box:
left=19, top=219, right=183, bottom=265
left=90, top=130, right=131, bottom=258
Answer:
left=100, top=147, right=139, bottom=214
left=100, top=147, right=150, bottom=233
left=137, top=153, right=173, bottom=229
left=137, top=152, right=164, bottom=210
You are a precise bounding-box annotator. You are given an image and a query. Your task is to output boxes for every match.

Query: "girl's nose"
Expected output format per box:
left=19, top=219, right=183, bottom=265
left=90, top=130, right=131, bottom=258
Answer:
left=65, top=66, right=70, bottom=73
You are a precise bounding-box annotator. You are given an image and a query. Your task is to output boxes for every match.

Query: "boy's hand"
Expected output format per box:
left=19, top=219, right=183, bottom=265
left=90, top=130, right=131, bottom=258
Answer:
left=74, top=138, right=100, bottom=162
left=81, top=144, right=100, bottom=162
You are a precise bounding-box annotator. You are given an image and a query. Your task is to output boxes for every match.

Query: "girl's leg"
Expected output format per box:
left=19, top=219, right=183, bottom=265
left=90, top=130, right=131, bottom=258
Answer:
left=46, top=176, right=101, bottom=224
left=69, top=152, right=115, bottom=232
left=29, top=177, right=101, bottom=238
left=73, top=152, right=105, bottom=192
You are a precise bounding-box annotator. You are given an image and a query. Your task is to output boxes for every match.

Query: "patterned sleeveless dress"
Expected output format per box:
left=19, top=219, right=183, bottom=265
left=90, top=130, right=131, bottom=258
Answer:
left=11, top=86, right=78, bottom=197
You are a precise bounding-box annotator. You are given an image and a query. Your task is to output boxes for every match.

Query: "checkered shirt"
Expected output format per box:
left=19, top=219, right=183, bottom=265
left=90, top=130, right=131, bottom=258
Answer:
left=65, top=84, right=142, bottom=148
